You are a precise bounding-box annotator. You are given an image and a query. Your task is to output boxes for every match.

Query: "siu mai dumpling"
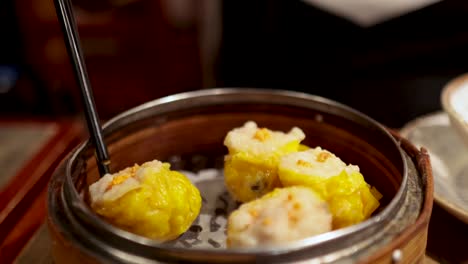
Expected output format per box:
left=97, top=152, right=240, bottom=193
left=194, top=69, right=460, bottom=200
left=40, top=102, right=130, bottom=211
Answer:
left=89, top=160, right=201, bottom=241
left=226, top=186, right=332, bottom=248
left=223, top=121, right=305, bottom=202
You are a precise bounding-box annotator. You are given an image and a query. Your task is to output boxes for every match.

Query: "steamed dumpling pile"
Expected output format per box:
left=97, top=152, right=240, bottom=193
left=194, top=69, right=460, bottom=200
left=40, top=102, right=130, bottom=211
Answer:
left=224, top=121, right=381, bottom=235
left=89, top=160, right=201, bottom=241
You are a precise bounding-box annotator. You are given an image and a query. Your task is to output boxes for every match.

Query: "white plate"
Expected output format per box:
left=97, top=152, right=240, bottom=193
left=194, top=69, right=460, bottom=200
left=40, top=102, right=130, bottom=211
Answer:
left=401, top=111, right=468, bottom=223
left=441, top=73, right=468, bottom=149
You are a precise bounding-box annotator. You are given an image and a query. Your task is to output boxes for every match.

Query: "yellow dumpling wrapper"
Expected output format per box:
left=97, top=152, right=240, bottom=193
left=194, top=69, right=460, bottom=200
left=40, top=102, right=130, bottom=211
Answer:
left=89, top=160, right=201, bottom=241
left=278, top=148, right=381, bottom=229
left=224, top=121, right=305, bottom=202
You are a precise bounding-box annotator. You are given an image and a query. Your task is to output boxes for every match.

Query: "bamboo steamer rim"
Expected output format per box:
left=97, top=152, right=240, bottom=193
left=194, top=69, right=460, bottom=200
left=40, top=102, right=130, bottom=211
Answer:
left=48, top=88, right=423, bottom=263
left=360, top=131, right=433, bottom=264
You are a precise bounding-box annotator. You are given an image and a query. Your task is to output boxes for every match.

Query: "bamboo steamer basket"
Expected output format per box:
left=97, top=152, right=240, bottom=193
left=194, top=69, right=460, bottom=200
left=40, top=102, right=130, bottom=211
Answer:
left=47, top=89, right=433, bottom=264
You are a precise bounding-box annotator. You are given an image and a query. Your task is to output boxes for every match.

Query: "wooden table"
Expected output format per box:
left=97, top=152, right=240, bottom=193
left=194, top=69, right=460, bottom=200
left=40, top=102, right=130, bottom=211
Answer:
left=1, top=120, right=467, bottom=264
left=0, top=119, right=83, bottom=263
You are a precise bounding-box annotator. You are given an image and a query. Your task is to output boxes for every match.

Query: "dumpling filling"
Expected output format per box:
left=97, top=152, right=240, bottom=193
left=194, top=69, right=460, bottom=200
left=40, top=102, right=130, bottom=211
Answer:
left=227, top=186, right=332, bottom=248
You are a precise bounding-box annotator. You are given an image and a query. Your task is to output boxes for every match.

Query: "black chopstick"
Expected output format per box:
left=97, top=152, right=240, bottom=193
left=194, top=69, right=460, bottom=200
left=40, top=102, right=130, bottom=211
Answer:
left=54, top=0, right=110, bottom=177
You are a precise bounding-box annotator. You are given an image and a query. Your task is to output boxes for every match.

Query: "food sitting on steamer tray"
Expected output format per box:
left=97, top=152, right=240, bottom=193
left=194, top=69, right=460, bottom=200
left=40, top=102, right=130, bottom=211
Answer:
left=88, top=160, right=201, bottom=241
left=224, top=121, right=382, bottom=243
left=279, top=147, right=382, bottom=229
left=86, top=121, right=381, bottom=247
left=223, top=121, right=306, bottom=202
left=227, top=186, right=332, bottom=248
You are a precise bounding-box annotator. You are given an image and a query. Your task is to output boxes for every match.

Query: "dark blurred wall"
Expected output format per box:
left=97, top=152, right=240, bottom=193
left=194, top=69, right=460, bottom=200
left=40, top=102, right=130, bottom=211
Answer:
left=219, top=0, right=468, bottom=127
left=3, top=0, right=203, bottom=119
left=4, top=0, right=468, bottom=126
left=0, top=0, right=52, bottom=116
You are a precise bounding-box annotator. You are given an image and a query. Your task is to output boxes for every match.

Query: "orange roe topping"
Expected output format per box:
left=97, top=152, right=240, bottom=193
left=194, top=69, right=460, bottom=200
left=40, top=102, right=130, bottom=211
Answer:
left=296, top=159, right=313, bottom=167
left=262, top=218, right=272, bottom=226
left=106, top=164, right=138, bottom=191
left=293, top=202, right=301, bottom=210
left=253, top=128, right=271, bottom=141
left=316, top=152, right=331, bottom=162
left=249, top=209, right=259, bottom=218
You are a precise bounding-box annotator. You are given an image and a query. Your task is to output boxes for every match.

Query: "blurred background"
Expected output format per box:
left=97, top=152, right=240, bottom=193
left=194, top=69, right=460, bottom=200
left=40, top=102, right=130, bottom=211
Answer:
left=2, top=2, right=468, bottom=263
left=1, top=0, right=468, bottom=127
